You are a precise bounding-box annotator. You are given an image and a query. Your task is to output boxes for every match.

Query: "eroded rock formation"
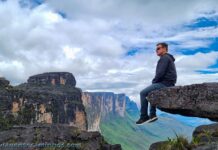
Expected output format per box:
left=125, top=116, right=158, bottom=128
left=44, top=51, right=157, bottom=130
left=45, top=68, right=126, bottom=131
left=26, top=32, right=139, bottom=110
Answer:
left=0, top=72, right=123, bottom=150
left=27, top=72, right=76, bottom=86
left=0, top=72, right=87, bottom=131
left=147, top=82, right=218, bottom=150
left=147, top=82, right=218, bottom=121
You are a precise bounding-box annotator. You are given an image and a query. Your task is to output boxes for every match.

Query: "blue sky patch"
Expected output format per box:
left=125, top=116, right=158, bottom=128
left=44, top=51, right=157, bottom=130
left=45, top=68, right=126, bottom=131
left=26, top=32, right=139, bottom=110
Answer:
left=57, top=11, right=67, bottom=18
left=208, top=59, right=218, bottom=69
left=179, top=37, right=218, bottom=55
left=19, top=0, right=44, bottom=8
left=186, top=16, right=218, bottom=29
left=126, top=49, right=139, bottom=56
left=195, top=70, right=218, bottom=74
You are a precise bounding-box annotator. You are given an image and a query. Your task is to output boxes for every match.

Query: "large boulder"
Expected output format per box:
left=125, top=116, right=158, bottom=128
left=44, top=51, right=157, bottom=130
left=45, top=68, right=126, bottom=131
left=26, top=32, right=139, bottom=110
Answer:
left=193, top=123, right=218, bottom=144
left=147, top=82, right=218, bottom=121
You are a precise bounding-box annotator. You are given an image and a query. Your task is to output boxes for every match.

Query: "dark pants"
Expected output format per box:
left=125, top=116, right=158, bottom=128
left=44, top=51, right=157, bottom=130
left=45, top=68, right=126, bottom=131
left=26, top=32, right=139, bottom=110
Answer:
left=140, top=83, right=167, bottom=118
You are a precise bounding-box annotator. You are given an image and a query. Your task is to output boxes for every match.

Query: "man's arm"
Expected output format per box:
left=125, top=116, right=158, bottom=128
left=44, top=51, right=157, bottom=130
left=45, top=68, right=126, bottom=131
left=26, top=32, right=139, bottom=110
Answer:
left=152, top=56, right=169, bottom=84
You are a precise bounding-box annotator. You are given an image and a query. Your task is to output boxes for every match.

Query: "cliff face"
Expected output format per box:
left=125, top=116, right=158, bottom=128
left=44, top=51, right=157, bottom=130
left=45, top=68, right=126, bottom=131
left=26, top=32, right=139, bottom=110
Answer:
left=125, top=96, right=138, bottom=116
left=0, top=72, right=122, bottom=150
left=0, top=72, right=87, bottom=131
left=82, top=92, right=126, bottom=131
left=27, top=72, right=76, bottom=87
left=147, top=82, right=218, bottom=121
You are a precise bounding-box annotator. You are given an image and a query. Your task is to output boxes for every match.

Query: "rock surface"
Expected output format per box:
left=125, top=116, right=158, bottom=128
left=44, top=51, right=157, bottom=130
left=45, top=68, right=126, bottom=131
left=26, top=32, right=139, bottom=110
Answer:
left=147, top=82, right=218, bottom=121
left=148, top=82, right=218, bottom=150
left=27, top=72, right=76, bottom=87
left=0, top=72, right=87, bottom=131
left=191, top=123, right=218, bottom=150
left=0, top=77, right=10, bottom=88
left=193, top=123, right=218, bottom=143
left=149, top=141, right=168, bottom=150
left=0, top=123, right=122, bottom=150
left=192, top=144, right=218, bottom=150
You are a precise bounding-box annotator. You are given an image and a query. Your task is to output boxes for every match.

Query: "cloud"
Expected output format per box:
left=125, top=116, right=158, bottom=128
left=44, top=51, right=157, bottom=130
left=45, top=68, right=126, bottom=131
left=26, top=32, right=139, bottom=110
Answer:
left=63, top=46, right=82, bottom=60
left=0, top=0, right=217, bottom=108
left=45, top=0, right=218, bottom=26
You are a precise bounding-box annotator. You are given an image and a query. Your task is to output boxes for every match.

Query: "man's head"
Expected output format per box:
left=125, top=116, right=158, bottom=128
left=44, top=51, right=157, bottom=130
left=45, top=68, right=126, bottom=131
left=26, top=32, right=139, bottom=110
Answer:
left=156, top=42, right=168, bottom=56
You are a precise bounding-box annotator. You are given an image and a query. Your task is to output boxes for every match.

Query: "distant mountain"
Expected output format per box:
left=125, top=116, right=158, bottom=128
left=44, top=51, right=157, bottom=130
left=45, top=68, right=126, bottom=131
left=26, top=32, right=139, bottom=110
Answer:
left=82, top=92, right=195, bottom=150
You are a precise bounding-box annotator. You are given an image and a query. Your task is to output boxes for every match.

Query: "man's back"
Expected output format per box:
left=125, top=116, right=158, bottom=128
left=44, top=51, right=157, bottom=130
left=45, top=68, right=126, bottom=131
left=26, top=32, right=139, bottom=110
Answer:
left=152, top=53, right=177, bottom=87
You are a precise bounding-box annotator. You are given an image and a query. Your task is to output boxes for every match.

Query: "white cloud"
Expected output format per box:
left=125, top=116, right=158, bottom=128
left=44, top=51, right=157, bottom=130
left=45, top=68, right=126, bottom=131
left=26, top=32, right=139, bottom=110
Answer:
left=0, top=0, right=217, bottom=108
left=176, top=52, right=218, bottom=70
left=63, top=46, right=82, bottom=59
left=45, top=0, right=218, bottom=26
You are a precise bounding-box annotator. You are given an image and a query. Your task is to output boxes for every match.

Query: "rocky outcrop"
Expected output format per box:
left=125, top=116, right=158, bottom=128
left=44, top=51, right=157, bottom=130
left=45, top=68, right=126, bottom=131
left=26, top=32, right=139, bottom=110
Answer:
left=147, top=82, right=218, bottom=150
left=0, top=72, right=123, bottom=150
left=0, top=72, right=87, bottom=131
left=147, top=82, right=218, bottom=121
left=27, top=72, right=76, bottom=87
left=193, top=123, right=218, bottom=143
left=0, top=123, right=122, bottom=150
left=82, top=92, right=126, bottom=131
left=0, top=77, right=10, bottom=88
left=148, top=122, right=218, bottom=150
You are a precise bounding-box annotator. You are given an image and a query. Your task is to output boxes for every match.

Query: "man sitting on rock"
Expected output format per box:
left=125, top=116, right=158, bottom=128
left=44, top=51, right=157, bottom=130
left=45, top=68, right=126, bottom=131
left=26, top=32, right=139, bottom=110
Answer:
left=136, top=42, right=177, bottom=124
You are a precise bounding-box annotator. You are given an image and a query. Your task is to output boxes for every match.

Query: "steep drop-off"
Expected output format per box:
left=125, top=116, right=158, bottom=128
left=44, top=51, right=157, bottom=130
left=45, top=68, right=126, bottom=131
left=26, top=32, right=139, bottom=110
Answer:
left=82, top=92, right=194, bottom=150
left=147, top=82, right=218, bottom=150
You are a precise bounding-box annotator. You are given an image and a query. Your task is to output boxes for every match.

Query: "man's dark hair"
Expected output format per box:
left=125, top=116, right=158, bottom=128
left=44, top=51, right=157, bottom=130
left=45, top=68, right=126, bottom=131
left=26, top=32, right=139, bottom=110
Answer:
left=157, top=42, right=168, bottom=51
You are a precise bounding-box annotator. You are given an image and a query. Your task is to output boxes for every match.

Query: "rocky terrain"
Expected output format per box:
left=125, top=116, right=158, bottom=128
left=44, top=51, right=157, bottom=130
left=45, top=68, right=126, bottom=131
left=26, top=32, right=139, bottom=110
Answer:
left=0, top=72, right=122, bottom=150
left=148, top=82, right=218, bottom=121
left=147, top=82, right=218, bottom=150
left=0, top=123, right=121, bottom=150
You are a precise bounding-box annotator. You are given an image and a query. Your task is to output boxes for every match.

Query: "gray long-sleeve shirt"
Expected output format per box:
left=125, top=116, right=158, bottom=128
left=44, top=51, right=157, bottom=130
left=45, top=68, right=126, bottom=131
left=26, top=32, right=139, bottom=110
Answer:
left=152, top=53, right=177, bottom=87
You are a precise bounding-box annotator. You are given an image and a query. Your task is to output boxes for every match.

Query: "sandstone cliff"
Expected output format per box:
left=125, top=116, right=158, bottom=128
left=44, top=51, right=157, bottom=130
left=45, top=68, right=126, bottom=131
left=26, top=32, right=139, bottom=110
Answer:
left=0, top=72, right=122, bottom=150
left=0, top=72, right=87, bottom=131
left=82, top=92, right=126, bottom=131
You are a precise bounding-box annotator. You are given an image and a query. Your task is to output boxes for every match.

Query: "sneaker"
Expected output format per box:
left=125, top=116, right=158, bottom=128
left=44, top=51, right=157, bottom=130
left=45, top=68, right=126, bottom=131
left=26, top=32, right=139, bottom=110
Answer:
left=136, top=116, right=150, bottom=124
left=147, top=114, right=158, bottom=123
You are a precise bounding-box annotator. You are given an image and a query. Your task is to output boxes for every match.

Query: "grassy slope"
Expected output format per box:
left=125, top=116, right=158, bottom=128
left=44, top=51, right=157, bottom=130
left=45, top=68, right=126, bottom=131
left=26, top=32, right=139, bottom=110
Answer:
left=100, top=111, right=194, bottom=150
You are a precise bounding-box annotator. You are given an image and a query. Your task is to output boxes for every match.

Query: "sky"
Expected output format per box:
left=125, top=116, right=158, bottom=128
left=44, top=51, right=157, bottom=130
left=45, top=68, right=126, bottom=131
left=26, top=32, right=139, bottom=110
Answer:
left=0, top=0, right=218, bottom=108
